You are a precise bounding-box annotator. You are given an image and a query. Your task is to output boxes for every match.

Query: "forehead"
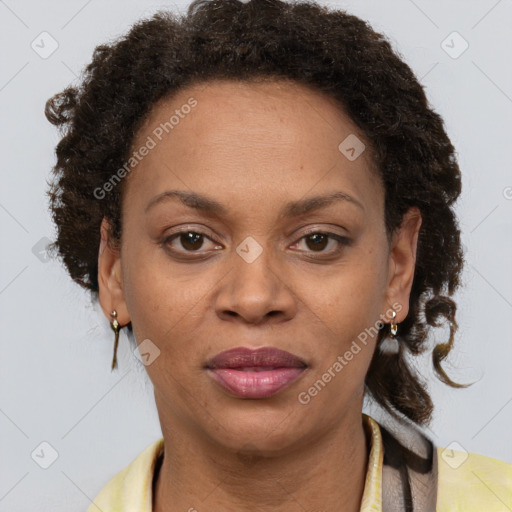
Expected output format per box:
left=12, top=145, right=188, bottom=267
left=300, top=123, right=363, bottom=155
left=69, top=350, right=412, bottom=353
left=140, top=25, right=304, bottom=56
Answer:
left=142, top=78, right=366, bottom=148
left=123, top=78, right=382, bottom=220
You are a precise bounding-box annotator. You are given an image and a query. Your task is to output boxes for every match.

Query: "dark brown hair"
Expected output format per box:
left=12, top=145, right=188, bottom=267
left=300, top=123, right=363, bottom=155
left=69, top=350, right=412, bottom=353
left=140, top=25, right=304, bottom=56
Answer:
left=45, top=0, right=466, bottom=426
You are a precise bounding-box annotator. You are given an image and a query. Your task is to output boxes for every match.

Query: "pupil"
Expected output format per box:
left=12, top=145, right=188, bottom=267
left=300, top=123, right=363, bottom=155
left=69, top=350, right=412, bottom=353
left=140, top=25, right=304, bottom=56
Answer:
left=307, top=234, right=327, bottom=251
left=182, top=232, right=203, bottom=250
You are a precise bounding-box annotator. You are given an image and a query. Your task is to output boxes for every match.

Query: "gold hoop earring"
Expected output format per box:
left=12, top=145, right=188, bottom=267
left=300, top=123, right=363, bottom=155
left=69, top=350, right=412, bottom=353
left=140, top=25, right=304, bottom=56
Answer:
left=379, top=308, right=399, bottom=354
left=110, top=310, right=121, bottom=370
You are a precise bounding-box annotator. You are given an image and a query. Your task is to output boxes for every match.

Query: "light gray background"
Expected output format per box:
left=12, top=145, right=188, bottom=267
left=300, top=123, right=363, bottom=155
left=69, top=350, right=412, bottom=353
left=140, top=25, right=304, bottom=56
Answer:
left=1, top=0, right=511, bottom=510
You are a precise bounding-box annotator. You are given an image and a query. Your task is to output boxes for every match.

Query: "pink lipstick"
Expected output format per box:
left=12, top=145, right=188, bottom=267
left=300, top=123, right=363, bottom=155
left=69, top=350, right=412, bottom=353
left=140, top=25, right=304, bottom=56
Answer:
left=205, top=347, right=307, bottom=399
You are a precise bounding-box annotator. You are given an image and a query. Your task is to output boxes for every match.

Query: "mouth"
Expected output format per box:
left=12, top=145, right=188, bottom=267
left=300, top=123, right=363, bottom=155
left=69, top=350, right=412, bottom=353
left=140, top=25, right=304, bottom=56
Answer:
left=205, top=346, right=308, bottom=399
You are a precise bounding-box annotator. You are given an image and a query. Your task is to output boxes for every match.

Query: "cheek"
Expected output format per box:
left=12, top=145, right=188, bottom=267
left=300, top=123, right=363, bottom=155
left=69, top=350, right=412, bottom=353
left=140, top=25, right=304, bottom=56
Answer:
left=301, top=255, right=387, bottom=335
left=294, top=266, right=382, bottom=416
left=121, top=243, right=223, bottom=389
left=121, top=243, right=200, bottom=342
left=292, top=248, right=386, bottom=395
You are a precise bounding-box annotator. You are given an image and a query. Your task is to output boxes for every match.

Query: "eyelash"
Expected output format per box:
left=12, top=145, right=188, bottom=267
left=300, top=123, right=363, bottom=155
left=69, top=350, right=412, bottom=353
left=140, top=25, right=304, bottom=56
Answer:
left=161, top=228, right=350, bottom=260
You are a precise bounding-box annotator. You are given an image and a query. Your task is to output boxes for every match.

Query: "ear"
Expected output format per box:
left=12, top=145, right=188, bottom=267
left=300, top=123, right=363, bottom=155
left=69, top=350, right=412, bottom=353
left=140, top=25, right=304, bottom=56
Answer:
left=98, top=218, right=130, bottom=326
left=384, top=207, right=422, bottom=322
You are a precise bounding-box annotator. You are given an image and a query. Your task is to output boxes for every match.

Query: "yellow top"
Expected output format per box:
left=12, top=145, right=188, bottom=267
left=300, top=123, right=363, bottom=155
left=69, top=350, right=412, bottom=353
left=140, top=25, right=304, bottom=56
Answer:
left=86, top=415, right=512, bottom=511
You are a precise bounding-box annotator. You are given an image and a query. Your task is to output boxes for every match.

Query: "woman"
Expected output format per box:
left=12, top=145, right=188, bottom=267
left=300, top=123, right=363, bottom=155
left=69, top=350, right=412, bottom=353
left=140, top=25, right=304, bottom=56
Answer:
left=45, top=0, right=511, bottom=510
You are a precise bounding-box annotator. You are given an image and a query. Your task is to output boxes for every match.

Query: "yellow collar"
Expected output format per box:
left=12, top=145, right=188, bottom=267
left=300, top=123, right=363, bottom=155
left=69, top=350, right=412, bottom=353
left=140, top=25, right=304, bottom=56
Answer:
left=360, top=413, right=384, bottom=511
left=86, top=413, right=512, bottom=511
left=87, top=414, right=383, bottom=511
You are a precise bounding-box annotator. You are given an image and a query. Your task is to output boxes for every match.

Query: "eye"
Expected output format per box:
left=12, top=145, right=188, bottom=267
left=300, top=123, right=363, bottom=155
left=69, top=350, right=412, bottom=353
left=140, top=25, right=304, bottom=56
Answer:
left=290, top=230, right=350, bottom=256
left=161, top=228, right=350, bottom=259
left=163, top=230, right=222, bottom=256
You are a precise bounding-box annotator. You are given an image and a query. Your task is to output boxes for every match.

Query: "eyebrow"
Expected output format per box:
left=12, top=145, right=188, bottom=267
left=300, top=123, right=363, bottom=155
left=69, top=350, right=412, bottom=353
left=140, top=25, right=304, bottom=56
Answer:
left=144, top=189, right=364, bottom=217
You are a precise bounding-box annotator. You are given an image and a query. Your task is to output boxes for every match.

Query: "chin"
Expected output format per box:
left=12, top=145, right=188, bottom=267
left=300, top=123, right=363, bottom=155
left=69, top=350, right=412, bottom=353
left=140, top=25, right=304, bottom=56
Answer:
left=202, top=403, right=310, bottom=456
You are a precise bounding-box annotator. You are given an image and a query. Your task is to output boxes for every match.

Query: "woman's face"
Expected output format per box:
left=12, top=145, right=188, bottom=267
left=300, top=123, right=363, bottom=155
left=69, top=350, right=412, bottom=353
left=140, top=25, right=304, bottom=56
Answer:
left=99, top=79, right=420, bottom=454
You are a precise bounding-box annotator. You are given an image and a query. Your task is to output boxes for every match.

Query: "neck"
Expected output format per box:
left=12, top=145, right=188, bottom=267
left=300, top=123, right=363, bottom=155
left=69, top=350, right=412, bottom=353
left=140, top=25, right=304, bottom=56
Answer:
left=153, top=406, right=370, bottom=512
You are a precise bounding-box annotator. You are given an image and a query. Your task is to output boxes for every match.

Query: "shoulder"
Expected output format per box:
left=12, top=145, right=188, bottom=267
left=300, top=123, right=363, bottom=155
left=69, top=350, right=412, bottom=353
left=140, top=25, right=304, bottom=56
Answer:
left=436, top=446, right=512, bottom=511
left=86, top=437, right=164, bottom=512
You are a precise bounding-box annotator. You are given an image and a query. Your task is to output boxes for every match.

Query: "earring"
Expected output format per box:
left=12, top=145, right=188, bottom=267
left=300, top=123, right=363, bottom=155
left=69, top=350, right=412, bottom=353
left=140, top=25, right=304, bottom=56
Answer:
left=379, top=309, right=399, bottom=354
left=390, top=309, right=398, bottom=338
left=110, top=310, right=121, bottom=370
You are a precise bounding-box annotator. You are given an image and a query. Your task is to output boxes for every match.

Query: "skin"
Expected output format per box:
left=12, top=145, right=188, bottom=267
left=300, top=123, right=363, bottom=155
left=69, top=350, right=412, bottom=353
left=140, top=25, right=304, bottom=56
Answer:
left=98, top=78, right=421, bottom=512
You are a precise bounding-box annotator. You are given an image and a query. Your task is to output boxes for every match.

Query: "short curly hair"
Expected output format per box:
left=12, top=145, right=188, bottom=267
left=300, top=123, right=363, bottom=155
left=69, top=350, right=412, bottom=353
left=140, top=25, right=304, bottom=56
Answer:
left=45, top=0, right=466, bottom=426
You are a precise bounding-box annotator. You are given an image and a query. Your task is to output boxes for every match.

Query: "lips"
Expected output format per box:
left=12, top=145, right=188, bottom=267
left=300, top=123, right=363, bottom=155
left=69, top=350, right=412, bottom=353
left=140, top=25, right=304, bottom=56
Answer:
left=205, top=347, right=307, bottom=399
left=206, top=346, right=307, bottom=370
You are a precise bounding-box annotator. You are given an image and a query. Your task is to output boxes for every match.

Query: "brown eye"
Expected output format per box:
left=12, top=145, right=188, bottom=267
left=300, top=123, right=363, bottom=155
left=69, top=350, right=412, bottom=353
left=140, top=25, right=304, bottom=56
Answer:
left=291, top=231, right=350, bottom=257
left=163, top=229, right=222, bottom=257
left=179, top=232, right=205, bottom=251
left=304, top=233, right=329, bottom=251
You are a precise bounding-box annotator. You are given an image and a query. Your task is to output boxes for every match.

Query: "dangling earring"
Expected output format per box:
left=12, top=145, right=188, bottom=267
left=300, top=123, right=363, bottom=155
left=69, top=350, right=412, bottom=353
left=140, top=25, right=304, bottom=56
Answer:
left=390, top=309, right=398, bottom=338
left=110, top=310, right=121, bottom=370
left=379, top=309, right=399, bottom=354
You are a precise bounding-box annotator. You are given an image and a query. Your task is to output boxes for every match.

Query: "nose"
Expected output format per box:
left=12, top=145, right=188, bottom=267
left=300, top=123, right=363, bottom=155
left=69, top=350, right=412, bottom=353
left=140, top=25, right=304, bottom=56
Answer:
left=214, top=242, right=297, bottom=326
